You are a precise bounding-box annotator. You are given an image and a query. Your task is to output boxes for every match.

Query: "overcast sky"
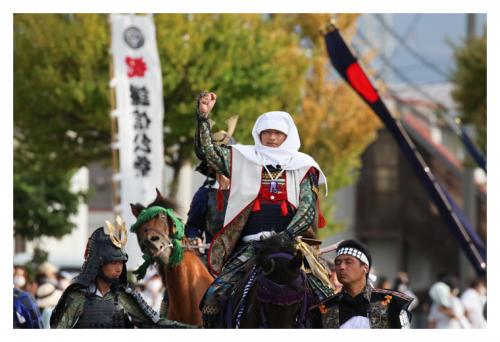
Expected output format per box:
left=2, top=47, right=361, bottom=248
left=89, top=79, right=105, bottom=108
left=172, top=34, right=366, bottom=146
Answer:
left=356, top=13, right=487, bottom=85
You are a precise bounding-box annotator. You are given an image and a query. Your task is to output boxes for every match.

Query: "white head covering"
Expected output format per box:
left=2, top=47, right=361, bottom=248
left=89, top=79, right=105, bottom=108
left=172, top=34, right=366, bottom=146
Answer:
left=36, top=282, right=62, bottom=309
left=231, top=111, right=328, bottom=193
left=429, top=282, right=451, bottom=308
left=253, top=111, right=300, bottom=163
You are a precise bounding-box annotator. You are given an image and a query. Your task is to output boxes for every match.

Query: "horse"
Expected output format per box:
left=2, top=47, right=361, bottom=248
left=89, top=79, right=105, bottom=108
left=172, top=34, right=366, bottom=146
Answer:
left=130, top=189, right=214, bottom=326
left=233, top=234, right=311, bottom=328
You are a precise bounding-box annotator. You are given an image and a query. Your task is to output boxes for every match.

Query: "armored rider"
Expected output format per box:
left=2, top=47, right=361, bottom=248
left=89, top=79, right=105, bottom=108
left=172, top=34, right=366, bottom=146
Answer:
left=195, top=92, right=334, bottom=327
left=50, top=219, right=196, bottom=328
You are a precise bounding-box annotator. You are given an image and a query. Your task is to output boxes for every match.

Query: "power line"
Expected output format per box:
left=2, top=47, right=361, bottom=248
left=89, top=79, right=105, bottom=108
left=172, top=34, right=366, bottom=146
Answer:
left=355, top=30, right=448, bottom=109
left=354, top=29, right=486, bottom=171
left=389, top=14, right=421, bottom=59
left=373, top=14, right=450, bottom=79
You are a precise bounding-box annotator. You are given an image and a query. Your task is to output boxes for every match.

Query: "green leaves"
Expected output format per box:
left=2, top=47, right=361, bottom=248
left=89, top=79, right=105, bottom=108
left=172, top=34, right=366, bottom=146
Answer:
left=14, top=13, right=378, bottom=241
left=14, top=14, right=108, bottom=241
left=15, top=14, right=111, bottom=175
left=13, top=169, right=84, bottom=240
left=450, top=34, right=487, bottom=154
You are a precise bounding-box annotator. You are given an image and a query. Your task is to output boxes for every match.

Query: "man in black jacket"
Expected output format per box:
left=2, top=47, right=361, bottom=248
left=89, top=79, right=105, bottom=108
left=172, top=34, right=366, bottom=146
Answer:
left=320, top=239, right=413, bottom=329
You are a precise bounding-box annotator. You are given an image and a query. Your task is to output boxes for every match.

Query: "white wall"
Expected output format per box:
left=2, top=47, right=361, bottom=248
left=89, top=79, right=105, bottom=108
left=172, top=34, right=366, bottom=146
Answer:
left=366, top=238, right=399, bottom=286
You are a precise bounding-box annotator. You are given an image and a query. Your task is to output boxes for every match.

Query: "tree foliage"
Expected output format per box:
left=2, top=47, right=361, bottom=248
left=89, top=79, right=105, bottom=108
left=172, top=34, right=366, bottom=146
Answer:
left=14, top=14, right=381, bottom=241
left=450, top=33, right=487, bottom=154
left=14, top=14, right=107, bottom=241
left=273, top=14, right=381, bottom=236
left=14, top=166, right=83, bottom=240
left=155, top=14, right=309, bottom=194
left=14, top=14, right=111, bottom=174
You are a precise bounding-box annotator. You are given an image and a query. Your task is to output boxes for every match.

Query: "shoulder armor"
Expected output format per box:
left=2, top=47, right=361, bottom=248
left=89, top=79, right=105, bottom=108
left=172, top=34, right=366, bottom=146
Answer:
left=372, top=288, right=413, bottom=301
left=320, top=292, right=341, bottom=308
left=124, top=287, right=160, bottom=323
left=372, top=288, right=414, bottom=328
left=372, top=288, right=413, bottom=310
left=50, top=284, right=85, bottom=327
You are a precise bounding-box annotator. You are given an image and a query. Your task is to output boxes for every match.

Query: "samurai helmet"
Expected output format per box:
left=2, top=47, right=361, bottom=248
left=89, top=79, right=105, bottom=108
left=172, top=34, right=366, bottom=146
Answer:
left=72, top=217, right=129, bottom=287
left=211, top=115, right=239, bottom=146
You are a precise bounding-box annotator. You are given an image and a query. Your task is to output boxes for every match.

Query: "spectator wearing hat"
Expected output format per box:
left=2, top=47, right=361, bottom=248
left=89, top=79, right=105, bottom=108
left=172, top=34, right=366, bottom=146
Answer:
left=36, top=262, right=59, bottom=288
left=36, top=282, right=62, bottom=328
left=427, top=281, right=459, bottom=328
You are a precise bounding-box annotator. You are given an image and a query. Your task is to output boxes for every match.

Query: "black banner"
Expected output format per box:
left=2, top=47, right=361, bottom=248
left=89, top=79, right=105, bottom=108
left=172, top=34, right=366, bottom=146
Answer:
left=323, top=24, right=486, bottom=275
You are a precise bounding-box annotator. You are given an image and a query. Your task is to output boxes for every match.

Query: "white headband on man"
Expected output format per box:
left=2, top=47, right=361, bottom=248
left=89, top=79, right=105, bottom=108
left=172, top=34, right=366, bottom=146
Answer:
left=336, top=247, right=370, bottom=267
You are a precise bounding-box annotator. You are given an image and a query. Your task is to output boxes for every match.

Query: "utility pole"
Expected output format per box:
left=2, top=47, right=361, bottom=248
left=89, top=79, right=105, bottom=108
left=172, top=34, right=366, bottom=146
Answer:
left=460, top=13, right=478, bottom=287
left=467, top=13, right=476, bottom=40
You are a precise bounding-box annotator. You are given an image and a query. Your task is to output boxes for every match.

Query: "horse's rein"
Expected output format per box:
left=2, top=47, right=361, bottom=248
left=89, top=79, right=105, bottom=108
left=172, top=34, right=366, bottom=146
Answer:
left=141, top=214, right=212, bottom=251
left=155, top=216, right=212, bottom=250
left=139, top=217, right=173, bottom=249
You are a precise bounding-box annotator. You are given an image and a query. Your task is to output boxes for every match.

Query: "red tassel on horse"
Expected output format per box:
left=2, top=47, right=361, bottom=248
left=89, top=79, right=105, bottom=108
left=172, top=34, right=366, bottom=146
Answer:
left=280, top=200, right=288, bottom=216
left=83, top=241, right=90, bottom=259
left=252, top=198, right=261, bottom=212
left=317, top=198, right=326, bottom=228
left=216, top=186, right=224, bottom=211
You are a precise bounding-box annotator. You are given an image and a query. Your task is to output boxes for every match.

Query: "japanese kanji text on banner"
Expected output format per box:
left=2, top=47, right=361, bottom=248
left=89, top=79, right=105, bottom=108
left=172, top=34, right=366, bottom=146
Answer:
left=110, top=14, right=164, bottom=268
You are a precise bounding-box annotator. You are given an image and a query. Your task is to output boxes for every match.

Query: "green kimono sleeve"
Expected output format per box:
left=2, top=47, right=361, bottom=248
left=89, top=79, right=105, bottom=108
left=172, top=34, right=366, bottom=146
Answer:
left=195, top=111, right=231, bottom=178
left=283, top=171, right=318, bottom=238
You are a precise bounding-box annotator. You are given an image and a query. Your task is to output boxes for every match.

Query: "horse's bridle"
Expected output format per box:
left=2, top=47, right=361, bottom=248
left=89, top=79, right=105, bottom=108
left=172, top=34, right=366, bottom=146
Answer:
left=256, top=252, right=309, bottom=328
left=139, top=214, right=173, bottom=254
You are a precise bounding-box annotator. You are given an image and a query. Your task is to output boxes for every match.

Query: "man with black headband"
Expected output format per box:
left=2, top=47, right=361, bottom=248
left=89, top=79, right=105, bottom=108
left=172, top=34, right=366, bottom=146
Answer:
left=320, top=239, right=413, bottom=329
left=50, top=222, right=195, bottom=328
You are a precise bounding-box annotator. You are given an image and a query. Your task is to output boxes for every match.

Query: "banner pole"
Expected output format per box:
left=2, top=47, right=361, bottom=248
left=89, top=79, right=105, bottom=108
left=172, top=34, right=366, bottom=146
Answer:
left=108, top=15, right=121, bottom=218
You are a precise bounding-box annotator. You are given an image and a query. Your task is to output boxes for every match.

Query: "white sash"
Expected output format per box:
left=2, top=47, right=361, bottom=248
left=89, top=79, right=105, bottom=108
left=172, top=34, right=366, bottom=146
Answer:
left=339, top=316, right=371, bottom=329
left=223, top=148, right=311, bottom=226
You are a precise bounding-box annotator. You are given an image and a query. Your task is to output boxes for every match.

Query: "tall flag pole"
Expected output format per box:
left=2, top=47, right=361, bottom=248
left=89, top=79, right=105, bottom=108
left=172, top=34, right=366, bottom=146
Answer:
left=109, top=14, right=165, bottom=268
left=322, top=20, right=486, bottom=275
left=108, top=22, right=121, bottom=226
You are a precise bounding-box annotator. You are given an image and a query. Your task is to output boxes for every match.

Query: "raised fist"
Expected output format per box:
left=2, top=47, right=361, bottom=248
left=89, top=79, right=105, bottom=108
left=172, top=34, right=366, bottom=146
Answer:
left=197, top=92, right=217, bottom=118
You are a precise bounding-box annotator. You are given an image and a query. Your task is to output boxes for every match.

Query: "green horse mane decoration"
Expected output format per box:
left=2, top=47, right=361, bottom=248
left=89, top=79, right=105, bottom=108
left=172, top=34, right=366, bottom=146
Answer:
left=131, top=206, right=185, bottom=279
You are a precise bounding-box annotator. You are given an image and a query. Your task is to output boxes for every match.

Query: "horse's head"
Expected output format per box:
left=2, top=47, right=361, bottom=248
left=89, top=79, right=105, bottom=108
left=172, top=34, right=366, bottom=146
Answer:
left=253, top=234, right=307, bottom=328
left=256, top=234, right=303, bottom=284
left=130, top=189, right=180, bottom=266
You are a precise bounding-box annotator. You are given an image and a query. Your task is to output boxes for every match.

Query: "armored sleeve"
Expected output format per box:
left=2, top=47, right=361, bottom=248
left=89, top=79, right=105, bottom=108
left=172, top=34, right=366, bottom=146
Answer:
left=195, top=107, right=231, bottom=178
left=50, top=290, right=85, bottom=329
left=283, top=169, right=318, bottom=238
left=120, top=289, right=197, bottom=328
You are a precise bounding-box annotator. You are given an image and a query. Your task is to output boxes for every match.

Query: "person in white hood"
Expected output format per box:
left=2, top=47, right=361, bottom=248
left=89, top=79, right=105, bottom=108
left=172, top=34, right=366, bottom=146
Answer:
left=195, top=92, right=331, bottom=327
